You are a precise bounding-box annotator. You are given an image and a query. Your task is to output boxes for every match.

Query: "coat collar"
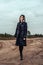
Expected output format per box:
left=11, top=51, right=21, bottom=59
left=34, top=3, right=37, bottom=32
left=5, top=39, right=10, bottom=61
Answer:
left=19, top=21, right=25, bottom=24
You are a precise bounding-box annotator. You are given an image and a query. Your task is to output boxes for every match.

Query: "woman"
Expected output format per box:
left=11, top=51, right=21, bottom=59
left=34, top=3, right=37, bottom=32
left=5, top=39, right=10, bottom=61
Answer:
left=15, top=15, right=27, bottom=60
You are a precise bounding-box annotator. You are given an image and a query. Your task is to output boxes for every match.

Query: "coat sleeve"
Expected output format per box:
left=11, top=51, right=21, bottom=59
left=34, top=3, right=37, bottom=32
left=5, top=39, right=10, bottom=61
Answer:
left=23, top=22, right=27, bottom=38
left=14, top=23, right=18, bottom=37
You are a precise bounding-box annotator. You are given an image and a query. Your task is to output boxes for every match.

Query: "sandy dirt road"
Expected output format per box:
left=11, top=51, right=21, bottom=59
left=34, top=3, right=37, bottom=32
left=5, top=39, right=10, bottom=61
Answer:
left=0, top=38, right=43, bottom=65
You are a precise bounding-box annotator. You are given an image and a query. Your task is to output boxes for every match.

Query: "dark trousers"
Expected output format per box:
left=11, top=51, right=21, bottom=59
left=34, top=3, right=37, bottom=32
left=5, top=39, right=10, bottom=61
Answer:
left=19, top=46, right=23, bottom=59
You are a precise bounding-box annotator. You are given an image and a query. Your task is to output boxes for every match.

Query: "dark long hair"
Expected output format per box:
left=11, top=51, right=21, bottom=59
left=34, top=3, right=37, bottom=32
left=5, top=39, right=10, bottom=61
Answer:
left=19, top=15, right=25, bottom=22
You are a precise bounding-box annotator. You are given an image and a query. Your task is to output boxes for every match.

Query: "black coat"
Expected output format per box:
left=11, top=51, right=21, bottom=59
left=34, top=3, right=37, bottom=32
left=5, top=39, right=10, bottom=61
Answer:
left=15, top=21, right=27, bottom=46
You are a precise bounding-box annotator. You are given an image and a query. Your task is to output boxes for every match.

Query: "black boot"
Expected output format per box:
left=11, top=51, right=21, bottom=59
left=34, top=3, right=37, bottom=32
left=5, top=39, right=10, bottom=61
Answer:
left=20, top=51, right=23, bottom=60
left=19, top=46, right=23, bottom=60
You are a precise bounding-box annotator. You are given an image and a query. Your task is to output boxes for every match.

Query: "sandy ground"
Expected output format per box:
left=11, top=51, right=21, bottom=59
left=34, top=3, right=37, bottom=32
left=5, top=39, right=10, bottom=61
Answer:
left=0, top=38, right=43, bottom=65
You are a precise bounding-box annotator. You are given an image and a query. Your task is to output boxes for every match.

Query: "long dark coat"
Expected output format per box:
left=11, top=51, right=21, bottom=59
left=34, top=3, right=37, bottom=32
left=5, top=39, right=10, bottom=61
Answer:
left=15, top=21, right=27, bottom=46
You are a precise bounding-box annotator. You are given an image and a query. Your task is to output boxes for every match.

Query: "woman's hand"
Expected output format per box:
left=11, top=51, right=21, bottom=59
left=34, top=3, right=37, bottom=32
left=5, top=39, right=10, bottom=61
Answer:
left=23, top=38, right=25, bottom=40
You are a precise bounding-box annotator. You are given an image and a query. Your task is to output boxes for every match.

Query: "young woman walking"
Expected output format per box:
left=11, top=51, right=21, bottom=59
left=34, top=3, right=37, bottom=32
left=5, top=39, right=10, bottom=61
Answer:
left=15, top=15, right=27, bottom=60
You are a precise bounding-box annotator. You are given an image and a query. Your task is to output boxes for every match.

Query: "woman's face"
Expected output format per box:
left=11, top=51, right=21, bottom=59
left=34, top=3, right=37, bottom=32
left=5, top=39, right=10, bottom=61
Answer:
left=20, top=16, right=24, bottom=22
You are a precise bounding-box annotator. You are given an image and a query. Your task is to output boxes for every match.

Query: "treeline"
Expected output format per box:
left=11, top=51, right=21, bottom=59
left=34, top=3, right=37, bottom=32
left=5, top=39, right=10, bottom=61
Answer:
left=27, top=30, right=43, bottom=38
left=0, top=33, right=13, bottom=37
left=0, top=32, right=43, bottom=40
left=0, top=32, right=43, bottom=38
left=27, top=34, right=43, bottom=38
left=0, top=33, right=14, bottom=40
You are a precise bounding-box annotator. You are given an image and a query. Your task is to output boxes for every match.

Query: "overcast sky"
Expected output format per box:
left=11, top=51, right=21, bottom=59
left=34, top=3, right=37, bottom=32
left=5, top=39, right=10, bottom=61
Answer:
left=0, top=0, right=43, bottom=35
